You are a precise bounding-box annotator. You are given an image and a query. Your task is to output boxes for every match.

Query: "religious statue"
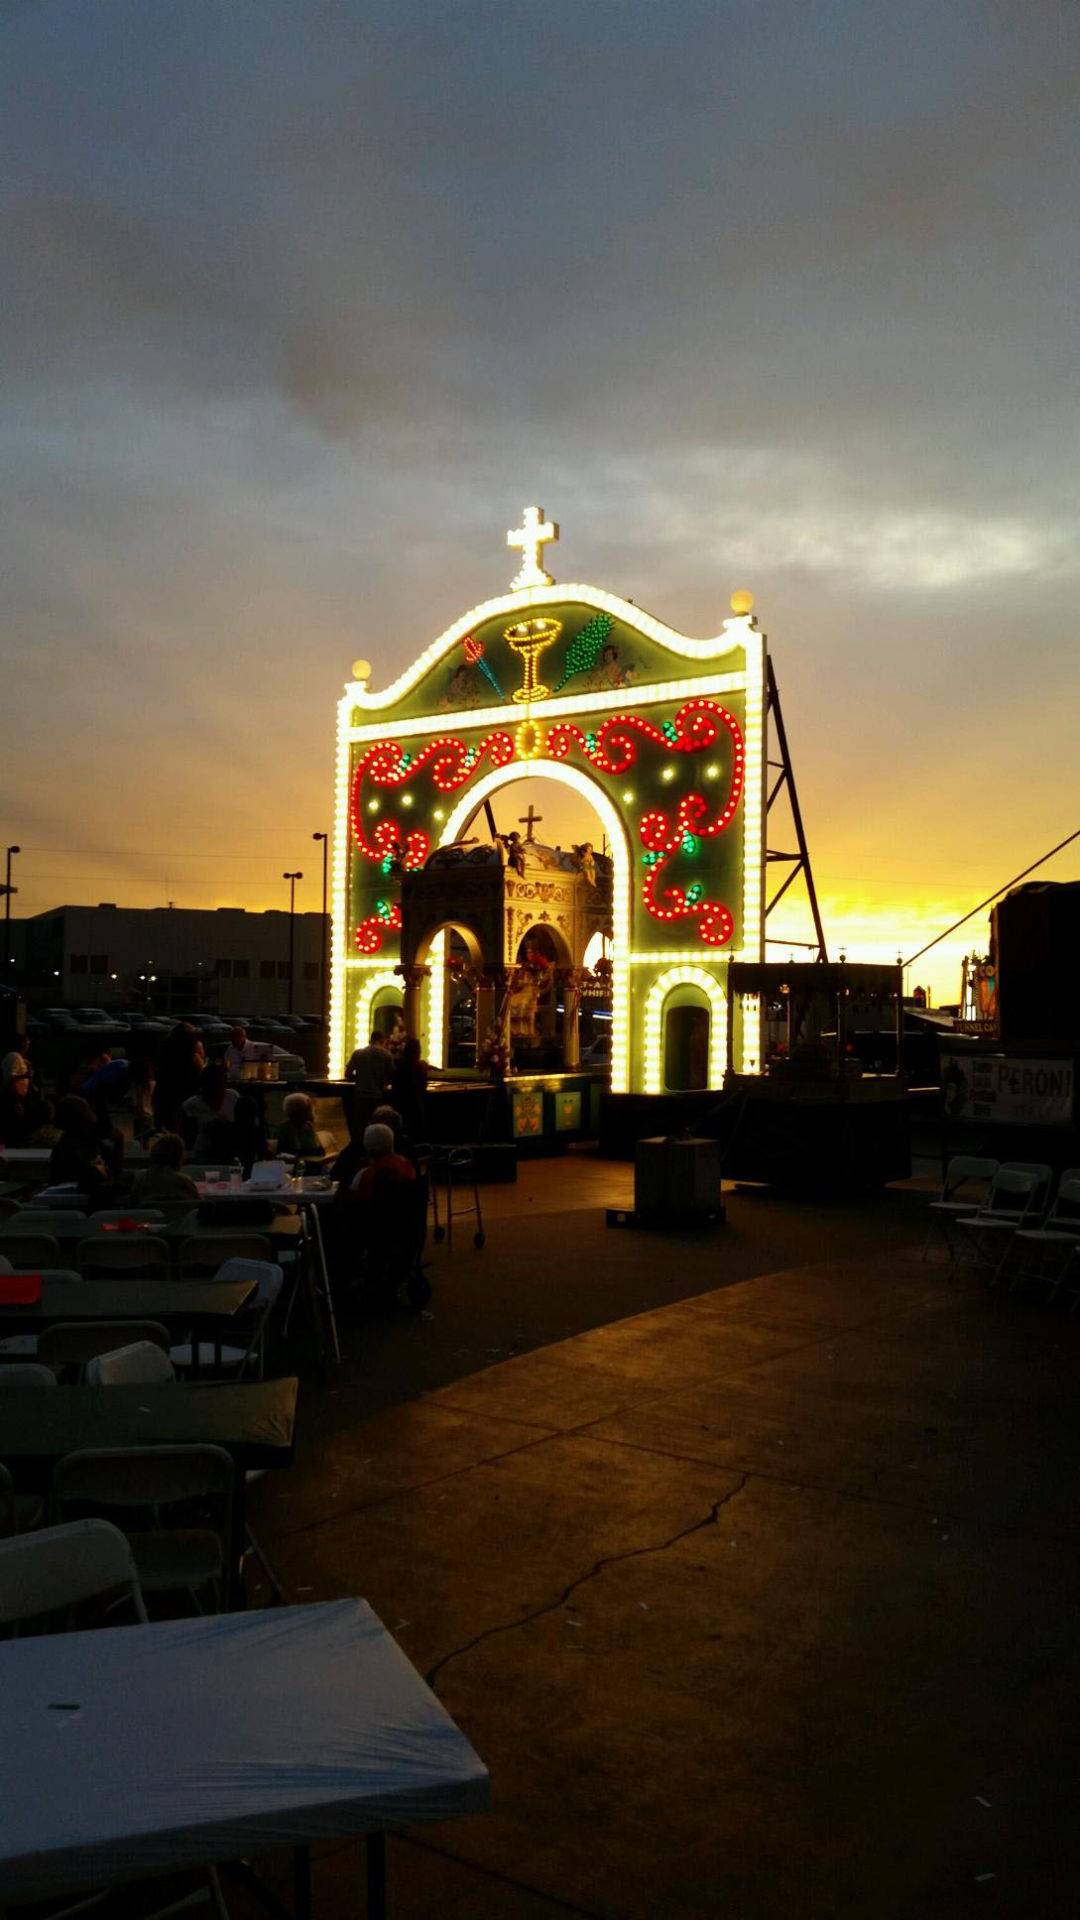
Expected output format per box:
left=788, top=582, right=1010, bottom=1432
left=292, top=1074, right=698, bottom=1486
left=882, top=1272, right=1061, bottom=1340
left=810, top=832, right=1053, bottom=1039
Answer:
left=573, top=841, right=597, bottom=888
left=497, top=830, right=527, bottom=878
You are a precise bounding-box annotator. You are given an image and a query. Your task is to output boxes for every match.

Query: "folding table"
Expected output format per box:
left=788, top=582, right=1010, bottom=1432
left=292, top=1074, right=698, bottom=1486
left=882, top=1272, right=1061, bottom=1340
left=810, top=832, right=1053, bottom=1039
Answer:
left=0, top=1599, right=489, bottom=1919
left=0, top=1377, right=298, bottom=1604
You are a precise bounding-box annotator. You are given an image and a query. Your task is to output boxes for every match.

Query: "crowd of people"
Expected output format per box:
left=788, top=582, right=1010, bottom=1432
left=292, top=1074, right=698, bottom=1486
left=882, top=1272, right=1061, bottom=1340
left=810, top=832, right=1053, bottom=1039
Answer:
left=2, top=1015, right=435, bottom=1308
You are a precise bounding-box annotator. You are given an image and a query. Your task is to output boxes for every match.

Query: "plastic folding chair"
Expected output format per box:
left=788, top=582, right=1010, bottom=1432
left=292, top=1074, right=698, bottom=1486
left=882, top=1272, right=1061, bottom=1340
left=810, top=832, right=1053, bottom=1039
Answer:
left=956, top=1163, right=1052, bottom=1280
left=921, top=1157, right=998, bottom=1260
left=77, top=1234, right=172, bottom=1280
left=1, top=1210, right=86, bottom=1234
left=0, top=1517, right=148, bottom=1631
left=1007, top=1170, right=1080, bottom=1301
left=0, top=1362, right=58, bottom=1388
left=84, top=1209, right=166, bottom=1226
left=0, top=1232, right=60, bottom=1269
left=53, top=1444, right=235, bottom=1615
left=85, top=1341, right=177, bottom=1388
left=177, top=1232, right=272, bottom=1279
left=169, top=1259, right=283, bottom=1377
left=196, top=1198, right=278, bottom=1229
left=39, top=1321, right=171, bottom=1382
left=0, top=1460, right=43, bottom=1535
left=0, top=1198, right=20, bottom=1223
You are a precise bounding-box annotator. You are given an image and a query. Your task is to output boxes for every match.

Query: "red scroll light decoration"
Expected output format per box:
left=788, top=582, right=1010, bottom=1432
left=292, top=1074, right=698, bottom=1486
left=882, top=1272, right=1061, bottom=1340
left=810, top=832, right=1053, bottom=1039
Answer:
left=350, top=731, right=515, bottom=953
left=549, top=697, right=745, bottom=947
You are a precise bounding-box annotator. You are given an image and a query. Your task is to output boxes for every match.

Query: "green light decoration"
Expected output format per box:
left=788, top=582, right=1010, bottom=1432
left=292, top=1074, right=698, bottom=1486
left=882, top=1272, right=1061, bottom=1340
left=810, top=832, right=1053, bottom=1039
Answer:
left=553, top=612, right=615, bottom=692
left=662, top=720, right=678, bottom=742
left=686, top=882, right=704, bottom=906
left=375, top=897, right=393, bottom=918
left=682, top=833, right=700, bottom=856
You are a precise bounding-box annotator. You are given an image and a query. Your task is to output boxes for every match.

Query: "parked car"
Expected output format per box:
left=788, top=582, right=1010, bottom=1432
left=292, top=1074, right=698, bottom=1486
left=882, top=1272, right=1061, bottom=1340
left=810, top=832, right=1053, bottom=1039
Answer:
left=70, top=1007, right=129, bottom=1029
left=581, top=1033, right=610, bottom=1066
left=184, top=1014, right=232, bottom=1036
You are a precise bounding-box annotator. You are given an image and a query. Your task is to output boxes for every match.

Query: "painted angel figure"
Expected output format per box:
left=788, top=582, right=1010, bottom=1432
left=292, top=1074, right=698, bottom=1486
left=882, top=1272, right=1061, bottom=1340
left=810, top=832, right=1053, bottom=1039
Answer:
left=573, top=841, right=597, bottom=888
left=497, top=830, right=527, bottom=878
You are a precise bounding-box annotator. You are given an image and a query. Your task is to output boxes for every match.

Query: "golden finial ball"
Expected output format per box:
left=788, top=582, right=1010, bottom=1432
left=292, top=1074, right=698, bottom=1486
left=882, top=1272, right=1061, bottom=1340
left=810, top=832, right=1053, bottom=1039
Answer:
left=730, top=590, right=754, bottom=616
left=352, top=658, right=372, bottom=683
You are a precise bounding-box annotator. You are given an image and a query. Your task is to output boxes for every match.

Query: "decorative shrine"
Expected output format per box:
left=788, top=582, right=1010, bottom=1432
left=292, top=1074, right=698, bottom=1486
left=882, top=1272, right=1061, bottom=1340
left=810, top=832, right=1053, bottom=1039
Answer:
left=329, top=510, right=767, bottom=1101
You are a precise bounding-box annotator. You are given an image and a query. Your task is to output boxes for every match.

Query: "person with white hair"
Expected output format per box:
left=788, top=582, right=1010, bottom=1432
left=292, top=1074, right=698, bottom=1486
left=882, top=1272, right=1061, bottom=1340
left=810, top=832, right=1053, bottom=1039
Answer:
left=276, top=1091, right=324, bottom=1162
left=328, top=1120, right=417, bottom=1294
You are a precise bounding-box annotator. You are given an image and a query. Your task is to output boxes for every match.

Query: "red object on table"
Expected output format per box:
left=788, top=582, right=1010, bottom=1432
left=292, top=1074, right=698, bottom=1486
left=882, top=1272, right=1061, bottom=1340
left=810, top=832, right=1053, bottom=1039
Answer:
left=99, top=1220, right=155, bottom=1234
left=0, top=1273, right=43, bottom=1304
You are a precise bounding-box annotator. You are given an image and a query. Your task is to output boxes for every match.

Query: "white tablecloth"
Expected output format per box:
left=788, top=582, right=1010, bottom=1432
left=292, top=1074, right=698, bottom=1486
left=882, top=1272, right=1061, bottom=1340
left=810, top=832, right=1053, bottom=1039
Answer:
left=0, top=1599, right=488, bottom=1900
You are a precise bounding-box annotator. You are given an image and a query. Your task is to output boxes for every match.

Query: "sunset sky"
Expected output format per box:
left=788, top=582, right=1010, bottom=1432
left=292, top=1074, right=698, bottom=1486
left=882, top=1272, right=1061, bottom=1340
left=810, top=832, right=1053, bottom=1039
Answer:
left=3, top=1, right=1078, bottom=1006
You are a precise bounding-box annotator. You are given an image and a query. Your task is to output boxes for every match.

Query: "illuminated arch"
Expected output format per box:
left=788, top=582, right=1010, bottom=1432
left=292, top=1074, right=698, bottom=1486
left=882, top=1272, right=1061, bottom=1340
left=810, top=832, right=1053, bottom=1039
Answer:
left=642, top=965, right=728, bottom=1094
left=440, top=759, right=633, bottom=1092
left=353, top=970, right=402, bottom=1056
left=328, top=526, right=768, bottom=1088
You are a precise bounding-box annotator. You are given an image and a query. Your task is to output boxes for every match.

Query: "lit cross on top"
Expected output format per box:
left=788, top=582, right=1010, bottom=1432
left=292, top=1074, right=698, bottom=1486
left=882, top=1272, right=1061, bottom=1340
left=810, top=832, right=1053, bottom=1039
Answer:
left=507, top=505, right=558, bottom=590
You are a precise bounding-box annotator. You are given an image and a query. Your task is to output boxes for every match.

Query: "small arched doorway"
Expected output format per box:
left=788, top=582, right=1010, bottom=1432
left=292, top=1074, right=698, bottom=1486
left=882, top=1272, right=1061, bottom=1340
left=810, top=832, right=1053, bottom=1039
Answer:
left=662, top=985, right=712, bottom=1092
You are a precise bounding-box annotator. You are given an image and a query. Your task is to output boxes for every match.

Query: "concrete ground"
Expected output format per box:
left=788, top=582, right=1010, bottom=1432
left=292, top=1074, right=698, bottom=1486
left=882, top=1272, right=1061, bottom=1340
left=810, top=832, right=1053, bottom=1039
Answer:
left=245, top=1160, right=1080, bottom=1919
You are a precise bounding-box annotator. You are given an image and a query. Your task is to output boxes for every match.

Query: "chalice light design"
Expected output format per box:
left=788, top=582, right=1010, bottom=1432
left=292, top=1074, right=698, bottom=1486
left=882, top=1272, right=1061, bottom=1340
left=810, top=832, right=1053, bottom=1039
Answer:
left=505, top=618, right=562, bottom=705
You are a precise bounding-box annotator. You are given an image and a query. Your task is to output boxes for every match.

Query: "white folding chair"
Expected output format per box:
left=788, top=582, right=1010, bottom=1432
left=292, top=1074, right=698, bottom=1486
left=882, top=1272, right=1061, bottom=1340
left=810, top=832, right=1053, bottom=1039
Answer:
left=39, top=1321, right=171, bottom=1382
left=85, top=1341, right=177, bottom=1388
left=0, top=1461, right=44, bottom=1535
left=0, top=1517, right=148, bottom=1631
left=0, top=1362, right=58, bottom=1388
left=921, top=1157, right=998, bottom=1260
left=169, top=1257, right=284, bottom=1377
left=956, top=1163, right=1052, bottom=1280
left=54, top=1445, right=235, bottom=1615
left=1008, top=1170, right=1080, bottom=1300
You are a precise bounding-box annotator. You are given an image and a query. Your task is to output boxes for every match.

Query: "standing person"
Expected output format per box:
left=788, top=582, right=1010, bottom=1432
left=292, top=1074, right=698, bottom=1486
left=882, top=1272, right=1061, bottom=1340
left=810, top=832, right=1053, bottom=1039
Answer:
left=180, top=1062, right=240, bottom=1161
left=391, top=1036, right=429, bottom=1144
left=124, top=1056, right=157, bottom=1145
left=154, top=1023, right=205, bottom=1132
left=343, top=1029, right=393, bottom=1140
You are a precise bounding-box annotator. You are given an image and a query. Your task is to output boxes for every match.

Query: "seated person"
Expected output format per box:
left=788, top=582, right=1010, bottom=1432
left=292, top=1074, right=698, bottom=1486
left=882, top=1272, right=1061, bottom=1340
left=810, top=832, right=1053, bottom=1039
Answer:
left=0, top=1052, right=53, bottom=1147
left=331, top=1104, right=402, bottom=1190
left=180, top=1063, right=239, bottom=1161
left=343, top=1122, right=416, bottom=1205
left=224, top=1025, right=254, bottom=1078
left=330, top=1123, right=417, bottom=1288
left=275, top=1091, right=325, bottom=1162
left=48, top=1095, right=118, bottom=1203
left=130, top=1131, right=201, bottom=1206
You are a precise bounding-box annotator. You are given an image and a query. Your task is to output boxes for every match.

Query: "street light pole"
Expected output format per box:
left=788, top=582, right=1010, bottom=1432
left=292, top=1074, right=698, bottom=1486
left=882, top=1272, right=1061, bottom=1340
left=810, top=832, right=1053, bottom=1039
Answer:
left=3, top=846, right=20, bottom=973
left=312, top=831, right=328, bottom=1025
left=283, top=871, right=303, bottom=1015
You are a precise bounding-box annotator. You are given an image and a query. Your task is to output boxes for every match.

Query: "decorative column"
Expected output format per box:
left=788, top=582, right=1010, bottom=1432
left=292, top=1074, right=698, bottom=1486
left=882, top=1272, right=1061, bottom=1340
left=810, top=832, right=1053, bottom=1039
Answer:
left=475, top=966, right=508, bottom=1069
left=561, top=967, right=584, bottom=1069
left=396, top=963, right=430, bottom=1043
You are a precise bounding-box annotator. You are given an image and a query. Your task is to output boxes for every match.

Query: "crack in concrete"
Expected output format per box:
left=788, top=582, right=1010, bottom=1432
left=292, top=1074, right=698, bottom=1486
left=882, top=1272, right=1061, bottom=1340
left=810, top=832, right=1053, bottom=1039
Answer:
left=425, top=1472, right=750, bottom=1693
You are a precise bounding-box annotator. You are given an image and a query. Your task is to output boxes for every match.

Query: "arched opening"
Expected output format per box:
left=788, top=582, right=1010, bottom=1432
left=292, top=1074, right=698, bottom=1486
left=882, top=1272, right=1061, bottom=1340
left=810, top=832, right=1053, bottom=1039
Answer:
left=440, top=762, right=630, bottom=1087
left=414, top=922, right=484, bottom=1070
left=643, top=966, right=728, bottom=1095
left=662, top=986, right=711, bottom=1092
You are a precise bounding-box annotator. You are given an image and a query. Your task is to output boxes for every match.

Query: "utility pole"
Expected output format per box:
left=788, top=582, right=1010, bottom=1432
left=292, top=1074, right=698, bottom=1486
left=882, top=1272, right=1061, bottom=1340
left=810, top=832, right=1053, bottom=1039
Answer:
left=283, top=871, right=303, bottom=1014
left=312, top=831, right=329, bottom=1024
left=3, top=846, right=20, bottom=974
